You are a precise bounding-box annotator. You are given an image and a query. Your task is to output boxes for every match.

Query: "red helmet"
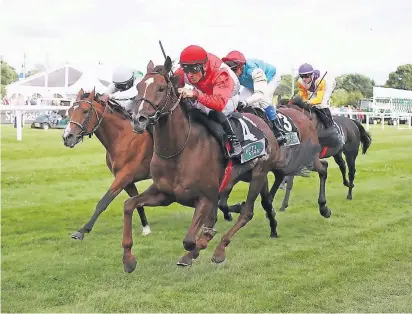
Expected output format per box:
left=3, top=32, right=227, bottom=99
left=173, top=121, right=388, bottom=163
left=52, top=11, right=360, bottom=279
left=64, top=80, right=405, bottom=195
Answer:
left=222, top=50, right=246, bottom=65
left=179, top=45, right=208, bottom=65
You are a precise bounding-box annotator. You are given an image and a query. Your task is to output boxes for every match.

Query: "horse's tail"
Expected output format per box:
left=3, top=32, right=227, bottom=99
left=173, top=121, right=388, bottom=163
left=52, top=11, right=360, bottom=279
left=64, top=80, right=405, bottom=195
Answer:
left=279, top=140, right=321, bottom=176
left=352, top=119, right=372, bottom=154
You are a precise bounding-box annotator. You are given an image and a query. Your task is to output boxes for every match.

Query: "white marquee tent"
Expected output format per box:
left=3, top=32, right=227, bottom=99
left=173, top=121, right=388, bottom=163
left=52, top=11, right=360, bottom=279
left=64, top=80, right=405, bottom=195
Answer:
left=6, top=63, right=112, bottom=99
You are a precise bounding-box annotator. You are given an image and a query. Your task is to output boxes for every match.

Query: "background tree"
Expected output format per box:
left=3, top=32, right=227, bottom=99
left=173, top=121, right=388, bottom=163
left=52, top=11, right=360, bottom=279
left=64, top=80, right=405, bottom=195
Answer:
left=385, top=64, right=412, bottom=90
left=1, top=60, right=19, bottom=97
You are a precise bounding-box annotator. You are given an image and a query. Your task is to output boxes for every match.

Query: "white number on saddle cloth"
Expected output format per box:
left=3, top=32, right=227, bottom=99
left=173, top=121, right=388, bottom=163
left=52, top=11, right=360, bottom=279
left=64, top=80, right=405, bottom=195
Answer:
left=277, top=113, right=293, bottom=132
left=239, top=118, right=258, bottom=142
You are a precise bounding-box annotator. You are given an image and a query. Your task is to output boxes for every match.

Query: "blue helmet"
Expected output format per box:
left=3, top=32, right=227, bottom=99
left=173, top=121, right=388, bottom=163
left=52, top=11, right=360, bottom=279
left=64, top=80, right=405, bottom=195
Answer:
left=298, top=63, right=314, bottom=75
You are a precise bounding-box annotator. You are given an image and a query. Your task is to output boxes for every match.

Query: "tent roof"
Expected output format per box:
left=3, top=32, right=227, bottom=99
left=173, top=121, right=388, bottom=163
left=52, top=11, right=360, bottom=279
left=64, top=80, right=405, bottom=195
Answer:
left=7, top=63, right=111, bottom=89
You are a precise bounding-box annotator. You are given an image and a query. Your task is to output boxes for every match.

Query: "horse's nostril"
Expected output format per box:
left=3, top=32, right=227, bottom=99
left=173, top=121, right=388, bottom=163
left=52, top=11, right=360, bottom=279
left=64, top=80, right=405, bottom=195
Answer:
left=139, top=116, right=148, bottom=123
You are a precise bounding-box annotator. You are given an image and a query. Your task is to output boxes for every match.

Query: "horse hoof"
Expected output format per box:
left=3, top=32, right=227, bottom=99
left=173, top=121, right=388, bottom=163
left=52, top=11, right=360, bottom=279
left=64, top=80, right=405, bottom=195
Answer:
left=346, top=195, right=352, bottom=200
left=123, top=257, right=137, bottom=273
left=141, top=226, right=152, bottom=236
left=270, top=232, right=278, bottom=238
left=320, top=206, right=332, bottom=218
left=211, top=254, right=226, bottom=264
left=279, top=206, right=287, bottom=212
left=224, top=213, right=233, bottom=222
left=177, top=255, right=192, bottom=267
left=71, top=231, right=84, bottom=240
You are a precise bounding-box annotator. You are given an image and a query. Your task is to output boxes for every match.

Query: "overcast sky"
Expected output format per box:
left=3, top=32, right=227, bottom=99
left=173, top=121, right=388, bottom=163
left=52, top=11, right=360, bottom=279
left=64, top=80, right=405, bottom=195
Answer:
left=1, top=0, right=411, bottom=84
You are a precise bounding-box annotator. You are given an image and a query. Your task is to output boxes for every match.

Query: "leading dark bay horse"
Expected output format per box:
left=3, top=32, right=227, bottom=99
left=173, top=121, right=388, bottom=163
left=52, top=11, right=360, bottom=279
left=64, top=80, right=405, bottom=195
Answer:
left=62, top=88, right=154, bottom=240
left=275, top=98, right=372, bottom=210
left=121, top=56, right=321, bottom=273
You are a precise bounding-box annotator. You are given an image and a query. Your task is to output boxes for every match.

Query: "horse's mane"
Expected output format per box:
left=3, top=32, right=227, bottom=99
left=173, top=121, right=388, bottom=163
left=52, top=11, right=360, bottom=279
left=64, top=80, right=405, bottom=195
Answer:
left=79, top=91, right=132, bottom=120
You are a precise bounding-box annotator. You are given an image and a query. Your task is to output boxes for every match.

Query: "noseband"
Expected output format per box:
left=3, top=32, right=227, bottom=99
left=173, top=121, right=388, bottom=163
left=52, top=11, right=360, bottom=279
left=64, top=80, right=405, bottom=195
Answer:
left=68, top=99, right=109, bottom=139
left=135, top=71, right=181, bottom=124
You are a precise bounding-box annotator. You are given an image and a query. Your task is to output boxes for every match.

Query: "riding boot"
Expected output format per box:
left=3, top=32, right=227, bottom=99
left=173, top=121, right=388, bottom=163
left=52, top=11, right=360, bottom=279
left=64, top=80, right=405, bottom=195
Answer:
left=264, top=105, right=287, bottom=146
left=213, top=111, right=243, bottom=158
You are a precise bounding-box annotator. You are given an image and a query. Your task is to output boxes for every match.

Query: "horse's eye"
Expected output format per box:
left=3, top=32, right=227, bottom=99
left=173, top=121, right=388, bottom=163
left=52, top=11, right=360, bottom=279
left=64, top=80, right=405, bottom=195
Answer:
left=83, top=109, right=89, bottom=114
left=158, top=86, right=165, bottom=92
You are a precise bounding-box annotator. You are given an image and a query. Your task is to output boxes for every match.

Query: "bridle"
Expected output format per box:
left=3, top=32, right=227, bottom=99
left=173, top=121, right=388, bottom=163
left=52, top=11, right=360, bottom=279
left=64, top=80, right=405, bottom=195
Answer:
left=135, top=71, right=190, bottom=159
left=68, top=98, right=109, bottom=140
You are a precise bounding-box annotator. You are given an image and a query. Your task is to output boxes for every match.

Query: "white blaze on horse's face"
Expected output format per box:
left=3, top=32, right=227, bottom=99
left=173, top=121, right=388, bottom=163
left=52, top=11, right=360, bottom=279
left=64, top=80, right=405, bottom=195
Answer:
left=138, top=77, right=155, bottom=113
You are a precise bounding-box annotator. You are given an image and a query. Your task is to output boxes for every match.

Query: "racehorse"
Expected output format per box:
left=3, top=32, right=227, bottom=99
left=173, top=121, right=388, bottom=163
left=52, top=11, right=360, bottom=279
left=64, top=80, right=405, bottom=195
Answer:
left=275, top=96, right=371, bottom=209
left=276, top=109, right=372, bottom=211
left=121, top=56, right=321, bottom=273
left=62, top=88, right=154, bottom=240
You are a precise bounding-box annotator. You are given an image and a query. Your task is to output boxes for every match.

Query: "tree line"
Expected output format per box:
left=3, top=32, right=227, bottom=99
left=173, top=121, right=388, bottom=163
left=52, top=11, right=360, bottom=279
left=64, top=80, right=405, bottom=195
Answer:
left=1, top=59, right=412, bottom=108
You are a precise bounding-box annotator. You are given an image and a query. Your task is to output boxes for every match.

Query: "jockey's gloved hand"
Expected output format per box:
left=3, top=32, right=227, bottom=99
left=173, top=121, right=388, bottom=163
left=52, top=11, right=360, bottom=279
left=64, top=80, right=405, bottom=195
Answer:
left=100, top=94, right=110, bottom=103
left=237, top=101, right=247, bottom=110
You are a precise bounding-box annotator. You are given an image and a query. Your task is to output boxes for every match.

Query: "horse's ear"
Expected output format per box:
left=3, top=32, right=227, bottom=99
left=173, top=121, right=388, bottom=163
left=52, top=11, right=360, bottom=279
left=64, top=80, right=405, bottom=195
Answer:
left=89, top=87, right=96, bottom=100
left=163, top=56, right=173, bottom=74
left=76, top=88, right=84, bottom=101
left=147, top=60, right=155, bottom=73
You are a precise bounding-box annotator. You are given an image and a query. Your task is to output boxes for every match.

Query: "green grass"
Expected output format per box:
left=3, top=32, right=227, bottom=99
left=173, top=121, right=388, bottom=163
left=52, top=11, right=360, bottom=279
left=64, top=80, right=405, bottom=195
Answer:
left=1, top=124, right=412, bottom=313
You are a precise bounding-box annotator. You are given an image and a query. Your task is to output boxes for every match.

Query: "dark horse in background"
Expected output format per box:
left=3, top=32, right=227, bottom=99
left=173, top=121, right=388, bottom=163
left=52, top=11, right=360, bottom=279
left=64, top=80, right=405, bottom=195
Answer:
left=276, top=96, right=372, bottom=211
left=121, top=57, right=322, bottom=272
left=62, top=89, right=154, bottom=239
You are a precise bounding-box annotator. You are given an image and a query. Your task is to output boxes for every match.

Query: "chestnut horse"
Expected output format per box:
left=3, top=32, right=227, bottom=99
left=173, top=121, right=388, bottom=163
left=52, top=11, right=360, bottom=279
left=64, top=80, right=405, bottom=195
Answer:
left=121, top=56, right=322, bottom=273
left=62, top=88, right=153, bottom=240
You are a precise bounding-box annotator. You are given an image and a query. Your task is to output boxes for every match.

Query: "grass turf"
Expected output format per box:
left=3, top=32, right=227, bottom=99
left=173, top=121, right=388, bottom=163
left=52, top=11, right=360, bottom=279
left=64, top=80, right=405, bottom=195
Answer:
left=1, top=124, right=412, bottom=312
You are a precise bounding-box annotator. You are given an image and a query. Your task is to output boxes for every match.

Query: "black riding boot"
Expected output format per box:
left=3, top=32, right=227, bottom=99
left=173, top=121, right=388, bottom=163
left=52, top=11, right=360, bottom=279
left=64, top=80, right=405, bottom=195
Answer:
left=271, top=117, right=287, bottom=146
left=212, top=111, right=243, bottom=158
left=318, top=108, right=334, bottom=129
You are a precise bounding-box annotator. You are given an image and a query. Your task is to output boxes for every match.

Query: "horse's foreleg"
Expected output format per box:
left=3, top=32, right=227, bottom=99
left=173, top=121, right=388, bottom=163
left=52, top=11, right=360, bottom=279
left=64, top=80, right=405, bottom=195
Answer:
left=123, top=183, right=151, bottom=236
left=313, top=159, right=332, bottom=218
left=269, top=170, right=286, bottom=207
left=280, top=176, right=295, bottom=212
left=182, top=197, right=215, bottom=252
left=333, top=151, right=349, bottom=187
left=212, top=168, right=268, bottom=264
left=344, top=150, right=358, bottom=200
left=177, top=203, right=218, bottom=267
left=122, top=184, right=173, bottom=273
left=218, top=181, right=237, bottom=221
left=71, top=174, right=133, bottom=240
left=260, top=177, right=278, bottom=238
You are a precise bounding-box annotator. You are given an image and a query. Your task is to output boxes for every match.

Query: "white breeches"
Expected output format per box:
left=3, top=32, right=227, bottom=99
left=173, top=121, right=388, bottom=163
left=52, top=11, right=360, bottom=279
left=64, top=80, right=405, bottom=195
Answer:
left=191, top=93, right=239, bottom=116
left=312, top=77, right=336, bottom=109
left=239, top=74, right=281, bottom=109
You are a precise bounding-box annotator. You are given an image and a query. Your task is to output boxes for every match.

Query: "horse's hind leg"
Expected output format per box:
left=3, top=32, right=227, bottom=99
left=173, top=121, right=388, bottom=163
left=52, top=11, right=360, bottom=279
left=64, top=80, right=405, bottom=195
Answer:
left=71, top=174, right=132, bottom=240
left=333, top=151, right=349, bottom=187
left=313, top=159, right=331, bottom=218
left=260, top=177, right=278, bottom=238
left=279, top=176, right=295, bottom=212
left=123, top=183, right=151, bottom=236
left=212, top=166, right=268, bottom=264
left=343, top=150, right=358, bottom=200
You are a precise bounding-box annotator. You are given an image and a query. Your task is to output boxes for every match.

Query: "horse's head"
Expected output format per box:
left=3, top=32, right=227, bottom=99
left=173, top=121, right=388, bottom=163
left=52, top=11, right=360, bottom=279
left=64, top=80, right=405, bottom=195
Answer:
left=131, top=56, right=180, bottom=134
left=62, top=88, right=104, bottom=148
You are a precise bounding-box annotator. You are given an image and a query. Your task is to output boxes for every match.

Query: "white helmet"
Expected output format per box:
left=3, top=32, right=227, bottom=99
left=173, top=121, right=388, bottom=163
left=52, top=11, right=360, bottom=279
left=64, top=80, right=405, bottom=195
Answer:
left=112, top=65, right=134, bottom=84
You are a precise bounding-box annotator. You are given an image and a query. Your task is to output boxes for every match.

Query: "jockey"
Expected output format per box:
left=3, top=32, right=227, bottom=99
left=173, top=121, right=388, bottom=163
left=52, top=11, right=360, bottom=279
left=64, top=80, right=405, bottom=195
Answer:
left=222, top=50, right=287, bottom=146
left=100, top=65, right=139, bottom=111
left=174, top=45, right=243, bottom=158
left=297, top=63, right=336, bottom=129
